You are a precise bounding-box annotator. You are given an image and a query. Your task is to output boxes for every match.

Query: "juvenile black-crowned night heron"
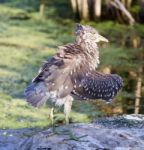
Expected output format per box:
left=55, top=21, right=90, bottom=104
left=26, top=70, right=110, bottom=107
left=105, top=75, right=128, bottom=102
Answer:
left=25, top=24, right=123, bottom=126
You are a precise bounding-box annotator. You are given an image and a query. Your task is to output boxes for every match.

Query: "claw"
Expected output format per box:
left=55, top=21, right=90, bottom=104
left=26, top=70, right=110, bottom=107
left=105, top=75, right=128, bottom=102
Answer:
left=53, top=127, right=88, bottom=142
left=63, top=131, right=88, bottom=142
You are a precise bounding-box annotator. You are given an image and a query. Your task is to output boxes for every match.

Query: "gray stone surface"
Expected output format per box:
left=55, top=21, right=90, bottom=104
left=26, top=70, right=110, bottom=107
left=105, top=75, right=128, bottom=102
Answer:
left=1, top=115, right=144, bottom=150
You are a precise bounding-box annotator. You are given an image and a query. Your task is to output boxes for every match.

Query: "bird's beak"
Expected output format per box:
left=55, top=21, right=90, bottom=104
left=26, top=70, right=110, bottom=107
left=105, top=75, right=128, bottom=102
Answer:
left=95, top=34, right=109, bottom=43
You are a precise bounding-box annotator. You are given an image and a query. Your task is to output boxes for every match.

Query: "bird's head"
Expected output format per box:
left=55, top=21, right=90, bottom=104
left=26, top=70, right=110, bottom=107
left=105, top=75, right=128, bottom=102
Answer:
left=75, top=24, right=108, bottom=44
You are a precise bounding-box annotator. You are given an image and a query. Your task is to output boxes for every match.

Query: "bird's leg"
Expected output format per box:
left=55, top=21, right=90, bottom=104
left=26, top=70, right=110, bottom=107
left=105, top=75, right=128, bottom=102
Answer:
left=50, top=107, right=57, bottom=132
left=64, top=96, right=73, bottom=125
left=50, top=96, right=87, bottom=141
left=50, top=107, right=61, bottom=134
left=50, top=96, right=73, bottom=134
left=63, top=96, right=88, bottom=141
left=50, top=107, right=54, bottom=126
left=53, top=96, right=73, bottom=134
left=62, top=96, right=86, bottom=141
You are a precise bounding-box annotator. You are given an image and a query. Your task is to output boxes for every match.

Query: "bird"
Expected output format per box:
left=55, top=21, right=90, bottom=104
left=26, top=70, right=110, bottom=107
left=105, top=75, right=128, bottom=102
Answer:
left=25, top=24, right=123, bottom=125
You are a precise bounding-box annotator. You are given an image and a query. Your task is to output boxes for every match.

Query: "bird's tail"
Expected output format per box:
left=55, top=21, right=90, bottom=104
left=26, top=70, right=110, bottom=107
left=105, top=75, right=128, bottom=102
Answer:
left=24, top=82, right=49, bottom=107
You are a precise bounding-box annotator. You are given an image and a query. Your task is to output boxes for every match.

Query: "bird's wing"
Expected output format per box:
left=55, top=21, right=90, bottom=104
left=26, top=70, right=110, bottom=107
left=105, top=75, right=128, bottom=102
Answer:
left=32, top=56, right=64, bottom=83
left=25, top=54, right=74, bottom=107
left=71, top=71, right=123, bottom=101
left=31, top=47, right=77, bottom=98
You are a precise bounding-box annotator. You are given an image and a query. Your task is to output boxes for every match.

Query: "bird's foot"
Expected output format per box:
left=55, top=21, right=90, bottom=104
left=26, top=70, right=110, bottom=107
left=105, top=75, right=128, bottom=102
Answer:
left=64, top=132, right=88, bottom=142
left=52, top=126, right=88, bottom=142
left=52, top=125, right=64, bottom=135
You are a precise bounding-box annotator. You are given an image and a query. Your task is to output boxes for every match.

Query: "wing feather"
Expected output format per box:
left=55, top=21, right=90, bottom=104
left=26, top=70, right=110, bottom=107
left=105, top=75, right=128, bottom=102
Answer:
left=29, top=44, right=80, bottom=99
left=71, top=71, right=123, bottom=101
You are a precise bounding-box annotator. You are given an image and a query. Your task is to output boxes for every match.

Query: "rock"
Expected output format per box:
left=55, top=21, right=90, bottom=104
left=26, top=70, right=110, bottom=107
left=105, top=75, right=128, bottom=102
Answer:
left=18, top=123, right=144, bottom=150
left=1, top=115, right=144, bottom=150
left=0, top=128, right=41, bottom=150
left=94, top=114, right=144, bottom=128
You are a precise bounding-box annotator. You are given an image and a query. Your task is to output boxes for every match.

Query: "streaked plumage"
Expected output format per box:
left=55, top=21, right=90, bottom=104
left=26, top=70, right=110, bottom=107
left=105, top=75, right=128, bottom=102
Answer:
left=25, top=24, right=123, bottom=121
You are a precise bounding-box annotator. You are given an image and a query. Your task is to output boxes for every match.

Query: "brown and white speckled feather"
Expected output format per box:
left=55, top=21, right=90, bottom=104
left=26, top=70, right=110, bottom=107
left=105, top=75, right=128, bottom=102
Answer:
left=25, top=24, right=123, bottom=108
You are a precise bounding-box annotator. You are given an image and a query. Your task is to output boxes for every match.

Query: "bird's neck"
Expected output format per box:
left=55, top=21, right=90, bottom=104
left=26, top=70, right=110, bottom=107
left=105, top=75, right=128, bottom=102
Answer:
left=75, top=38, right=100, bottom=69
